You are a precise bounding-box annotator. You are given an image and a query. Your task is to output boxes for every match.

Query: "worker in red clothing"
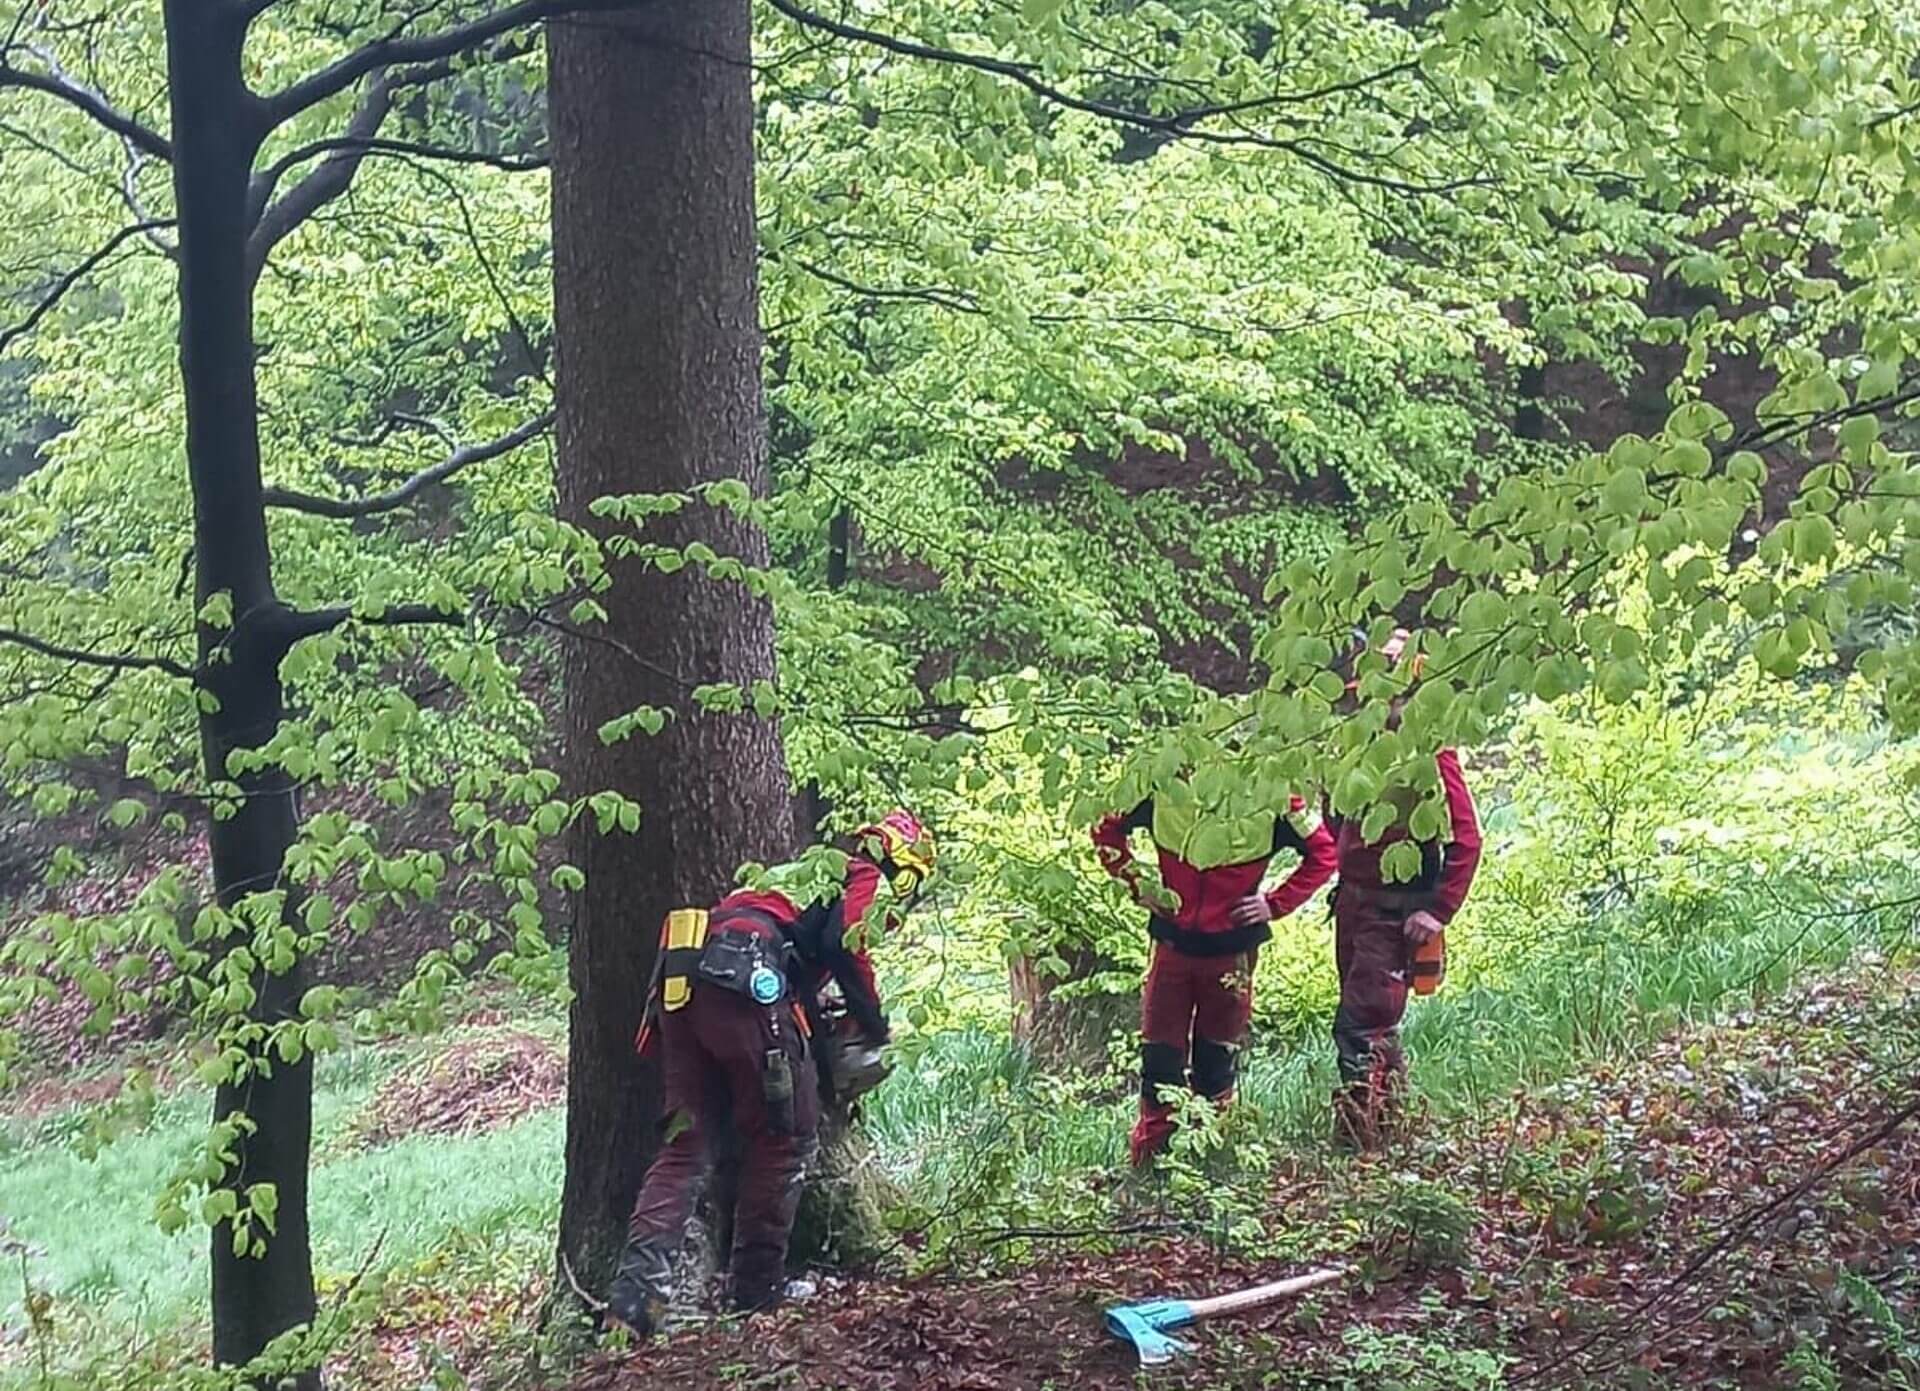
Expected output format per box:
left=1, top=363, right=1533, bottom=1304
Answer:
left=1094, top=778, right=1336, bottom=1164
left=1324, top=629, right=1482, bottom=1149
left=607, top=810, right=936, bottom=1335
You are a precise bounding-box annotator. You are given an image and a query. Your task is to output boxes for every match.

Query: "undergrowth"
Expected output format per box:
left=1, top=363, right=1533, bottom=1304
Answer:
left=863, top=870, right=1920, bottom=1265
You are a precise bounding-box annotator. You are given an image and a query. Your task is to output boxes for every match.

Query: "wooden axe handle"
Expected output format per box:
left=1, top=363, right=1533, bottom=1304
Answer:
left=1182, top=1267, right=1346, bottom=1322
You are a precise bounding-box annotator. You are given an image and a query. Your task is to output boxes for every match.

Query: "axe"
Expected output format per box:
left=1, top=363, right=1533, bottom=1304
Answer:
left=1104, top=1267, right=1347, bottom=1367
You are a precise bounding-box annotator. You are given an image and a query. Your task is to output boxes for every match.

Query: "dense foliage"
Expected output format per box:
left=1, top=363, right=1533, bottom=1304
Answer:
left=0, top=0, right=1916, bottom=1385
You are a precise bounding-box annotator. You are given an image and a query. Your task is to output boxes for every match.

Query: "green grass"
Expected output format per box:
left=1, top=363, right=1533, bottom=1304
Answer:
left=860, top=874, right=1912, bottom=1209
left=0, top=1036, right=564, bottom=1337
left=2, top=870, right=1904, bottom=1360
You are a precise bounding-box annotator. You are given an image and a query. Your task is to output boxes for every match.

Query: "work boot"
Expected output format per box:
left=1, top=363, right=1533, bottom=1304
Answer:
left=1129, top=1103, right=1176, bottom=1167
left=730, top=1274, right=784, bottom=1315
left=1369, top=1044, right=1409, bottom=1146
left=605, top=1240, right=671, bottom=1339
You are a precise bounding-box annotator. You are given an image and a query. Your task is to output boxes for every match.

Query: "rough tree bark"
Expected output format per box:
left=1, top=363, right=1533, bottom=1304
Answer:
left=549, top=0, right=799, bottom=1302
left=161, top=2, right=318, bottom=1381
left=1009, top=943, right=1126, bottom=1070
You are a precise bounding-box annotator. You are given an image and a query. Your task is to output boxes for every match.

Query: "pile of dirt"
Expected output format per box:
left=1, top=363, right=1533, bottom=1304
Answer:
left=349, top=1031, right=565, bottom=1150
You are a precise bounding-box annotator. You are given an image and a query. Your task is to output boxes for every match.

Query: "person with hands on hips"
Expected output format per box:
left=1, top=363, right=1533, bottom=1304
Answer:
left=1093, top=771, right=1336, bottom=1165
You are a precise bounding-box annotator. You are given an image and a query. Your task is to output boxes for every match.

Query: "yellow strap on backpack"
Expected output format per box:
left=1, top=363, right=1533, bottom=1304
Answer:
left=661, top=908, right=709, bottom=1012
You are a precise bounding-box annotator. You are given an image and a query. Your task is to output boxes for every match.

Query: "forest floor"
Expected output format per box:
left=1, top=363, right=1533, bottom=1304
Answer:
left=539, top=963, right=1920, bottom=1391
left=6, top=960, right=1916, bottom=1389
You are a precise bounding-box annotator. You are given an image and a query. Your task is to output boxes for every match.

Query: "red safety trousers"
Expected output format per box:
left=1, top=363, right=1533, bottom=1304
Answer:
left=1325, top=749, right=1482, bottom=1148
left=622, top=931, right=819, bottom=1315
left=1130, top=943, right=1256, bottom=1165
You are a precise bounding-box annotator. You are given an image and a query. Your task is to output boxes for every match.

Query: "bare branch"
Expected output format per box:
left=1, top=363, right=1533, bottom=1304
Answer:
left=278, top=602, right=466, bottom=647
left=0, top=219, right=176, bottom=355
left=330, top=410, right=460, bottom=453
left=0, top=116, right=119, bottom=190
left=0, top=625, right=196, bottom=681
left=247, top=68, right=398, bottom=275
left=764, top=0, right=1483, bottom=196
left=247, top=29, right=544, bottom=264
left=250, top=135, right=548, bottom=220
left=0, top=48, right=171, bottom=161
left=117, top=143, right=176, bottom=257
left=263, top=410, right=553, bottom=519
left=259, top=0, right=639, bottom=126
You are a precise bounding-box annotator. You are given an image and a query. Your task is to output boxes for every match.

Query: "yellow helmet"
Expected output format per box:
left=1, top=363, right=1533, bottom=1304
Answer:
left=857, top=809, right=936, bottom=898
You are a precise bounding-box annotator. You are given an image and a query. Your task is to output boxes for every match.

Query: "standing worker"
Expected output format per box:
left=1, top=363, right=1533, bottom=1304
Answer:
left=1324, top=629, right=1482, bottom=1149
left=1093, top=773, right=1336, bottom=1164
left=607, top=810, right=936, bottom=1335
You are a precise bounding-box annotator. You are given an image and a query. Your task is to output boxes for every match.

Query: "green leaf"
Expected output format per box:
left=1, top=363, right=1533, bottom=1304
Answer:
left=1602, top=467, right=1647, bottom=517
left=1860, top=359, right=1900, bottom=398
left=1837, top=413, right=1879, bottom=457
left=1790, top=515, right=1836, bottom=565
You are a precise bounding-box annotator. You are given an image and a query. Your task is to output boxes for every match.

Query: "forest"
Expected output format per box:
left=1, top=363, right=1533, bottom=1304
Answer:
left=0, top=0, right=1917, bottom=1387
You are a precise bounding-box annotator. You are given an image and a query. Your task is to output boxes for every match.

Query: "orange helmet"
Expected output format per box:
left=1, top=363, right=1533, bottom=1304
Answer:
left=857, top=809, right=936, bottom=899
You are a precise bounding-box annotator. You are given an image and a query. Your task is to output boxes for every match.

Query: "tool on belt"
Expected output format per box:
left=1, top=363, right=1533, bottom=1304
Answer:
left=1410, top=930, right=1444, bottom=995
left=1325, top=886, right=1445, bottom=998
left=633, top=906, right=804, bottom=1134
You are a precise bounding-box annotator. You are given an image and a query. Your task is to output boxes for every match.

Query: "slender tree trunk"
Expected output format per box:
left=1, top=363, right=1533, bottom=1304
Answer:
left=549, top=0, right=796, bottom=1303
left=162, top=3, right=318, bottom=1381
left=794, top=508, right=851, bottom=841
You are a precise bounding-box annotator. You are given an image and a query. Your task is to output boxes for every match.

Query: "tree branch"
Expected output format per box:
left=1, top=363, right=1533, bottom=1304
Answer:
left=764, top=0, right=1482, bottom=196
left=117, top=142, right=176, bottom=257
left=248, top=29, right=545, bottom=265
left=259, top=0, right=642, bottom=126
left=0, top=50, right=172, bottom=161
left=262, top=410, right=553, bottom=518
left=0, top=625, right=196, bottom=680
left=277, top=602, right=466, bottom=647
left=1729, top=376, right=1920, bottom=456
left=0, top=220, right=176, bottom=355
left=247, top=68, right=398, bottom=274
left=252, top=136, right=547, bottom=216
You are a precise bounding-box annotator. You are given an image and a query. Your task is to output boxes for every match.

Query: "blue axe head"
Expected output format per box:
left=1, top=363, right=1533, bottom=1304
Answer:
left=1104, top=1298, right=1197, bottom=1367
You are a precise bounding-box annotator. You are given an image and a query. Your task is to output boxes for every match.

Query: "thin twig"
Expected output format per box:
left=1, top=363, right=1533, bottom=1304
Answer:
left=0, top=220, right=175, bottom=355
left=0, top=625, right=195, bottom=680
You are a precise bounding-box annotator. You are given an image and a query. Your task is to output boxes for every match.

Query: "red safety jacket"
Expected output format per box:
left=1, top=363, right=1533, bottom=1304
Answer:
left=1092, top=795, right=1336, bottom=956
left=715, top=857, right=889, bottom=1041
left=1325, top=749, right=1481, bottom=922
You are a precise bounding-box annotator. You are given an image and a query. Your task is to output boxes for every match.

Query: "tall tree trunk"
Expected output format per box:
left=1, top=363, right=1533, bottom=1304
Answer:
left=162, top=3, right=318, bottom=1381
left=549, top=0, right=796, bottom=1303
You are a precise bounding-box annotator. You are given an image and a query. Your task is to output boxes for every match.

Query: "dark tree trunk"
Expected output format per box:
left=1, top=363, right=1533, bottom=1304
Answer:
left=162, top=2, right=318, bottom=1382
left=794, top=507, right=851, bottom=841
left=549, top=0, right=797, bottom=1303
